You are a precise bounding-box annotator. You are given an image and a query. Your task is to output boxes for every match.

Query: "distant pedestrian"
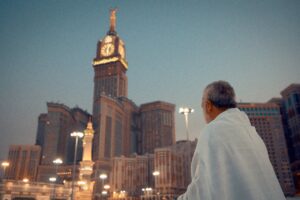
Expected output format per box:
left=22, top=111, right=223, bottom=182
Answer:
left=178, top=80, right=285, bottom=200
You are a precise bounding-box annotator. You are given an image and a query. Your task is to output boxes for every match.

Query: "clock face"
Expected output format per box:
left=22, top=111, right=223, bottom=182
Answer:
left=119, top=45, right=125, bottom=58
left=101, top=43, right=115, bottom=57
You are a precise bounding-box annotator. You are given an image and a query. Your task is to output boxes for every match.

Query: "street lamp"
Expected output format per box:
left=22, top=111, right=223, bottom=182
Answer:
left=1, top=161, right=9, bottom=179
left=23, top=178, right=29, bottom=183
left=70, top=131, right=84, bottom=200
left=100, top=173, right=108, bottom=199
left=49, top=177, right=57, bottom=200
left=104, top=184, right=110, bottom=190
left=179, top=107, right=194, bottom=141
left=53, top=158, right=63, bottom=181
left=102, top=190, right=108, bottom=195
left=99, top=173, right=108, bottom=180
left=52, top=158, right=62, bottom=199
left=152, top=171, right=160, bottom=176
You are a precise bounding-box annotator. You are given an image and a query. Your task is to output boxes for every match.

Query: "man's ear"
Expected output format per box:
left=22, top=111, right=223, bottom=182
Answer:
left=206, top=100, right=213, bottom=113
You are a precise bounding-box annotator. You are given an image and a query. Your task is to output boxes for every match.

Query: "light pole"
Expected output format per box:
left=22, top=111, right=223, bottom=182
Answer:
left=99, top=173, right=108, bottom=200
left=53, top=158, right=63, bottom=199
left=179, top=107, right=194, bottom=141
left=152, top=171, right=160, bottom=200
left=1, top=161, right=9, bottom=180
left=70, top=131, right=84, bottom=200
left=49, top=177, right=57, bottom=200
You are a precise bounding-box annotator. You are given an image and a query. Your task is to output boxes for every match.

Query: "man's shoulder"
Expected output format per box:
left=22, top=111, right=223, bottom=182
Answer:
left=201, top=119, right=238, bottom=143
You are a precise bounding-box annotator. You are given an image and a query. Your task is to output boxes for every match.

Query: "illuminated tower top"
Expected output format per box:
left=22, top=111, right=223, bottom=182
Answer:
left=92, top=9, right=128, bottom=100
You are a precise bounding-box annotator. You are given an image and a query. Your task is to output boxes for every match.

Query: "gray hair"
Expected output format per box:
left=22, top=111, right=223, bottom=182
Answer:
left=205, top=80, right=237, bottom=109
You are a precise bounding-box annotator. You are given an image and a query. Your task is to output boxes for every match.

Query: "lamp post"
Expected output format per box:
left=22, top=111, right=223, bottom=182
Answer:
left=53, top=158, right=63, bottom=199
left=1, top=161, right=9, bottom=179
left=179, top=107, right=194, bottom=141
left=49, top=177, right=57, bottom=200
left=100, top=173, right=108, bottom=200
left=70, top=131, right=84, bottom=200
left=152, top=171, right=160, bottom=200
left=99, top=173, right=107, bottom=185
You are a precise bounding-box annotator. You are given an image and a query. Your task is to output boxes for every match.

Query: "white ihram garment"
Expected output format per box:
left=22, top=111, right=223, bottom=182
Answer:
left=178, top=108, right=285, bottom=200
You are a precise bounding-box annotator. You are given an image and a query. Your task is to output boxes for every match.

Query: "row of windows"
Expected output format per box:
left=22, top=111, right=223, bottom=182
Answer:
left=94, top=77, right=118, bottom=99
left=241, top=107, right=279, bottom=112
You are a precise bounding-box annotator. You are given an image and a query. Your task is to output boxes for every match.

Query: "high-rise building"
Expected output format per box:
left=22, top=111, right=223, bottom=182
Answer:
left=91, top=10, right=143, bottom=196
left=38, top=102, right=90, bottom=165
left=280, top=83, right=300, bottom=191
left=35, top=102, right=90, bottom=183
left=35, top=113, right=48, bottom=152
left=238, top=103, right=295, bottom=195
left=139, top=101, right=176, bottom=154
left=6, top=145, right=41, bottom=181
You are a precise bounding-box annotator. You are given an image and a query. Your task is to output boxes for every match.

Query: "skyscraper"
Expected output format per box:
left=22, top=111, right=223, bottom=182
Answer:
left=280, top=83, right=300, bottom=191
left=91, top=10, right=140, bottom=193
left=139, top=101, right=176, bottom=154
left=238, top=103, right=295, bottom=195
left=38, top=102, right=90, bottom=165
left=90, top=11, right=176, bottom=198
left=36, top=102, right=90, bottom=182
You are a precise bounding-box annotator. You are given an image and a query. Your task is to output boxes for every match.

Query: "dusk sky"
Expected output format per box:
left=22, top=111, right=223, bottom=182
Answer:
left=0, top=0, right=299, bottom=160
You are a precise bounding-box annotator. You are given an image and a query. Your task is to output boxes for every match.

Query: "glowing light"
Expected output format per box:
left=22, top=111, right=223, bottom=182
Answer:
left=49, top=177, right=57, bottom=182
left=70, top=132, right=84, bottom=138
left=152, top=171, right=160, bottom=176
left=23, top=178, right=29, bottom=183
left=53, top=158, right=63, bottom=164
left=93, top=57, right=128, bottom=69
left=1, top=161, right=9, bottom=167
left=77, top=181, right=86, bottom=185
left=102, top=190, right=108, bottom=195
left=179, top=107, right=194, bottom=114
left=99, top=173, right=108, bottom=180
left=104, top=184, right=110, bottom=190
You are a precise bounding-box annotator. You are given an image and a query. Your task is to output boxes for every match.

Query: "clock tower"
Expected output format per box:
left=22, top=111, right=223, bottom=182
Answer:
left=92, top=9, right=131, bottom=174
left=92, top=9, right=128, bottom=101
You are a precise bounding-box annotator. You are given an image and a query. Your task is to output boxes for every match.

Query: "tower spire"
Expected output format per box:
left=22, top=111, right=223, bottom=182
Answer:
left=108, top=8, right=117, bottom=35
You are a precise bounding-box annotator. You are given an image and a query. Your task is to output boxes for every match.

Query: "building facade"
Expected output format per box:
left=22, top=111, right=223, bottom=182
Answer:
left=37, top=102, right=90, bottom=165
left=139, top=102, right=176, bottom=154
left=280, top=84, right=300, bottom=191
left=110, top=154, right=154, bottom=198
left=153, top=140, right=197, bottom=199
left=238, top=103, right=295, bottom=195
left=5, top=145, right=41, bottom=181
left=0, top=179, right=71, bottom=200
left=35, top=103, right=90, bottom=183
